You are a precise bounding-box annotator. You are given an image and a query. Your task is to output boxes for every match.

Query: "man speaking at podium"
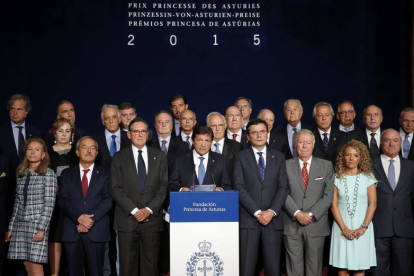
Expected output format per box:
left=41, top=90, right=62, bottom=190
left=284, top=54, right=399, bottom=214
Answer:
left=233, top=118, right=289, bottom=276
left=168, top=124, right=232, bottom=192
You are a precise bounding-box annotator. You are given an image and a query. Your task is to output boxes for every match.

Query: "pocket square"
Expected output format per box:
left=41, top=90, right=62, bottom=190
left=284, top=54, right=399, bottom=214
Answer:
left=315, top=177, right=324, bottom=180
left=0, top=172, right=6, bottom=178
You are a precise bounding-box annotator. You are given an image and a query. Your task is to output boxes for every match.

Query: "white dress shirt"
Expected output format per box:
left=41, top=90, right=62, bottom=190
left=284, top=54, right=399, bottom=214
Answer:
left=181, top=132, right=193, bottom=146
left=105, top=128, right=121, bottom=152
left=366, top=128, right=381, bottom=149
left=193, top=150, right=209, bottom=179
left=211, top=138, right=225, bottom=153
left=287, top=122, right=302, bottom=154
left=227, top=129, right=242, bottom=143
left=317, top=127, right=331, bottom=142
left=79, top=163, right=94, bottom=186
left=380, top=154, right=400, bottom=187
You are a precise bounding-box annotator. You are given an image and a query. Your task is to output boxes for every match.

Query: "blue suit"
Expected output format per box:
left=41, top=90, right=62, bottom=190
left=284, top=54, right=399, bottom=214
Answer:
left=59, top=164, right=112, bottom=276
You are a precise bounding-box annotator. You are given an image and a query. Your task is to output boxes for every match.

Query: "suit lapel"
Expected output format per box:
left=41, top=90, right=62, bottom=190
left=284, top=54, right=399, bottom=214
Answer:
left=291, top=158, right=305, bottom=193
left=373, top=158, right=393, bottom=191
left=86, top=166, right=100, bottom=199
left=307, top=158, right=319, bottom=191
left=186, top=153, right=199, bottom=185
left=222, top=140, right=229, bottom=156
left=204, top=153, right=216, bottom=185
left=74, top=166, right=85, bottom=199
left=395, top=159, right=407, bottom=192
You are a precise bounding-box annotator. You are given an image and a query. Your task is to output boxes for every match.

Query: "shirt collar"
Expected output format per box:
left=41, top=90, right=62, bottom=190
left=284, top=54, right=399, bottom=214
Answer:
left=11, top=120, right=26, bottom=128
left=287, top=122, right=301, bottom=131
left=318, top=127, right=331, bottom=136
left=105, top=127, right=121, bottom=138
left=158, top=135, right=171, bottom=144
left=79, top=163, right=94, bottom=173
left=252, top=146, right=267, bottom=156
left=299, top=156, right=313, bottom=167
left=132, top=144, right=147, bottom=154
left=193, top=149, right=209, bottom=159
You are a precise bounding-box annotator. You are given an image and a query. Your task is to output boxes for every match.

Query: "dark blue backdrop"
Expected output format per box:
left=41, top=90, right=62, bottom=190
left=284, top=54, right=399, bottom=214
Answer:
left=0, top=0, right=411, bottom=134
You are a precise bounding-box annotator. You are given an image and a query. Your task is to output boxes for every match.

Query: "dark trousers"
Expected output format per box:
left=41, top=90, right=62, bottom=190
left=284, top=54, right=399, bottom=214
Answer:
left=118, top=229, right=161, bottom=276
left=64, top=235, right=106, bottom=276
left=371, top=236, right=413, bottom=276
left=240, top=227, right=282, bottom=276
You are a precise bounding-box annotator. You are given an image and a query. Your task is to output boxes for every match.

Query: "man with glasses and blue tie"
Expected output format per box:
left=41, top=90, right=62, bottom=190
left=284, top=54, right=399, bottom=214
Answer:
left=233, top=118, right=288, bottom=276
left=206, top=112, right=242, bottom=179
left=372, top=129, right=414, bottom=276
left=168, top=124, right=232, bottom=192
left=398, top=107, right=414, bottom=161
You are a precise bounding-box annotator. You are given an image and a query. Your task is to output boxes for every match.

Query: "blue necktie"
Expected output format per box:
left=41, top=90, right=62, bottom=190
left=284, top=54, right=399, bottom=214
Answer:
left=137, top=150, right=146, bottom=189
left=198, top=157, right=205, bottom=185
left=388, top=159, right=396, bottom=190
left=257, top=152, right=265, bottom=181
left=403, top=134, right=410, bottom=158
left=110, top=135, right=117, bottom=157
left=292, top=128, right=298, bottom=157
left=215, top=143, right=221, bottom=154
left=322, top=133, right=329, bottom=152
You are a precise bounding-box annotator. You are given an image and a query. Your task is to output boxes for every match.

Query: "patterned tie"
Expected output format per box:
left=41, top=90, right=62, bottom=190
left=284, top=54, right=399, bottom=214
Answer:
left=186, top=136, right=191, bottom=150
left=161, top=140, right=168, bottom=153
left=302, top=162, right=309, bottom=190
left=81, top=169, right=90, bottom=198
left=17, top=126, right=25, bottom=161
left=215, top=143, right=221, bottom=154
left=292, top=128, right=298, bottom=157
left=198, top=157, right=205, bottom=185
left=370, top=133, right=379, bottom=159
left=232, top=133, right=238, bottom=141
left=110, top=135, right=117, bottom=157
left=403, top=134, right=410, bottom=158
left=322, top=133, right=329, bottom=152
left=257, top=152, right=265, bottom=181
left=388, top=159, right=396, bottom=190
left=138, top=150, right=146, bottom=189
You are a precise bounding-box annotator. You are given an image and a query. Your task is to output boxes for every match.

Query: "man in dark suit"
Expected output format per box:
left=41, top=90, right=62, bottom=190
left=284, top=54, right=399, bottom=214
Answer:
left=59, top=136, right=112, bottom=276
left=118, top=102, right=154, bottom=141
left=350, top=105, right=383, bottom=158
left=0, top=154, right=9, bottom=275
left=95, top=104, right=131, bottom=172
left=272, top=99, right=310, bottom=160
left=398, top=107, right=414, bottom=160
left=311, top=102, right=345, bottom=165
left=169, top=124, right=232, bottom=192
left=111, top=118, right=168, bottom=276
left=225, top=106, right=249, bottom=148
left=178, top=109, right=197, bottom=150
left=235, top=96, right=253, bottom=130
left=44, top=100, right=88, bottom=147
left=169, top=94, right=188, bottom=138
left=257, top=108, right=276, bottom=146
left=0, top=94, right=41, bottom=222
left=207, top=112, right=242, bottom=177
left=283, top=129, right=334, bottom=276
left=372, top=129, right=414, bottom=276
left=233, top=118, right=288, bottom=276
left=336, top=100, right=361, bottom=134
left=146, top=110, right=189, bottom=274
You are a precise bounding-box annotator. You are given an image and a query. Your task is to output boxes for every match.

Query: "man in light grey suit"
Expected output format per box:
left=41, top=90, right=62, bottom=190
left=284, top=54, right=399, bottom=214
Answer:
left=283, top=129, right=334, bottom=276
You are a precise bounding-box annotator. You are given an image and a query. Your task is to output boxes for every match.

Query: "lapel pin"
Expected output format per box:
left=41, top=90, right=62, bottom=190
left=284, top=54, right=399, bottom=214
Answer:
left=333, top=138, right=336, bottom=141
left=272, top=155, right=274, bottom=158
left=29, top=134, right=32, bottom=137
left=154, top=157, right=156, bottom=160
left=212, top=160, right=215, bottom=163
left=97, top=171, right=99, bottom=174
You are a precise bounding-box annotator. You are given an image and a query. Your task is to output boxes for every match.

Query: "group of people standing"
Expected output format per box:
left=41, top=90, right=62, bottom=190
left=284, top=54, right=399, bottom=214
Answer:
left=0, top=93, right=413, bottom=276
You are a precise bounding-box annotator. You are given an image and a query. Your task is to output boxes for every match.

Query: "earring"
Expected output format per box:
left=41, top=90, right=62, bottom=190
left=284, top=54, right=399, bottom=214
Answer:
left=69, top=141, right=72, bottom=145
left=54, top=140, right=57, bottom=144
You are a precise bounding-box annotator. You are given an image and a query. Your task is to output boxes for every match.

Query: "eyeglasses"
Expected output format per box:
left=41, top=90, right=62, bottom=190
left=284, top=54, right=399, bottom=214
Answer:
left=338, top=110, right=355, bottom=116
left=130, top=130, right=148, bottom=135
left=402, top=119, right=414, bottom=124
left=249, top=130, right=267, bottom=136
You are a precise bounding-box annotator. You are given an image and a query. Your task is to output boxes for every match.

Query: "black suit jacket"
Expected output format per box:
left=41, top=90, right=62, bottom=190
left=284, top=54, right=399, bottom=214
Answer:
left=348, top=127, right=383, bottom=156
left=270, top=123, right=312, bottom=160
left=311, top=127, right=346, bottom=165
left=111, top=146, right=168, bottom=232
left=221, top=138, right=243, bottom=177
left=59, top=165, right=112, bottom=242
left=146, top=136, right=189, bottom=174
left=94, top=129, right=131, bottom=172
left=168, top=151, right=232, bottom=191
left=372, top=157, right=414, bottom=238
left=233, top=146, right=288, bottom=230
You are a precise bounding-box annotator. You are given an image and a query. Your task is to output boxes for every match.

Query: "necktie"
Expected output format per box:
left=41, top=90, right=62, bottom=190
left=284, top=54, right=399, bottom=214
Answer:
left=257, top=152, right=265, bottom=181
left=138, top=150, right=146, bottom=189
left=161, top=140, right=168, bottom=153
left=322, top=133, right=329, bottom=152
left=232, top=133, right=237, bottom=141
left=403, top=134, right=410, bottom=158
left=292, top=128, right=298, bottom=157
left=17, top=126, right=25, bottom=161
left=388, top=159, right=396, bottom=190
left=81, top=169, right=90, bottom=198
left=198, top=157, right=205, bottom=185
left=110, top=135, right=117, bottom=157
left=186, top=136, right=191, bottom=150
left=345, top=127, right=351, bottom=132
left=370, top=133, right=379, bottom=159
left=302, top=162, right=309, bottom=190
left=23, top=171, right=30, bottom=207
left=215, top=143, right=221, bottom=154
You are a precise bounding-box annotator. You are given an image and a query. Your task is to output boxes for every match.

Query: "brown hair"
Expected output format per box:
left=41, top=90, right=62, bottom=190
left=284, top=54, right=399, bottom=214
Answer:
left=335, top=139, right=372, bottom=177
left=17, top=138, right=50, bottom=177
left=49, top=118, right=75, bottom=136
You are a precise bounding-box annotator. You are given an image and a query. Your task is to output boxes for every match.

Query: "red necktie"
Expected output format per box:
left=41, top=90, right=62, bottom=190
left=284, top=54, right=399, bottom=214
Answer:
left=82, top=169, right=90, bottom=198
left=302, top=162, right=309, bottom=190
left=232, top=133, right=238, bottom=140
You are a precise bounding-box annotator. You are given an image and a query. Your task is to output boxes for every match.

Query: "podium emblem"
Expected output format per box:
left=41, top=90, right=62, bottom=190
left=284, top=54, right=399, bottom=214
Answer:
left=186, top=240, right=224, bottom=276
